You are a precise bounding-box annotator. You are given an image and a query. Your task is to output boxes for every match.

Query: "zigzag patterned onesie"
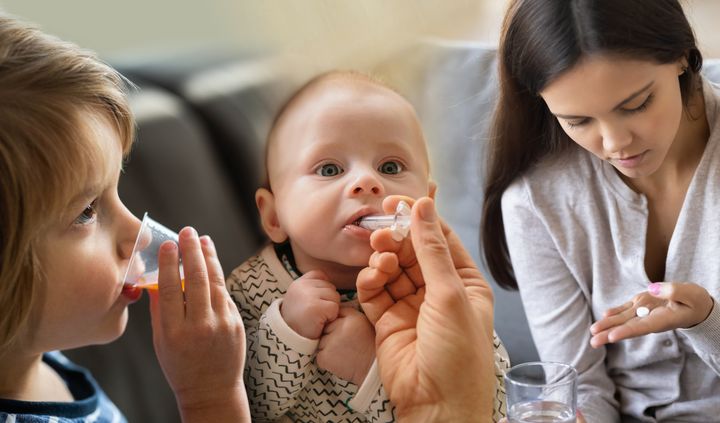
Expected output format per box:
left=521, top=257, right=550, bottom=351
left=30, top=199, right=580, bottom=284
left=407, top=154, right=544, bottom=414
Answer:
left=227, top=243, right=510, bottom=422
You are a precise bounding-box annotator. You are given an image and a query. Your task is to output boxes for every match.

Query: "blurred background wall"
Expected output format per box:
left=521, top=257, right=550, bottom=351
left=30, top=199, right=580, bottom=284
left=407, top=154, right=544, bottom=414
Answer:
left=1, top=0, right=718, bottom=63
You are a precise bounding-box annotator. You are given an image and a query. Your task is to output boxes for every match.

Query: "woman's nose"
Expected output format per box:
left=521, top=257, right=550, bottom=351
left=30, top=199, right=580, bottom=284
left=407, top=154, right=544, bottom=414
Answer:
left=601, top=123, right=633, bottom=154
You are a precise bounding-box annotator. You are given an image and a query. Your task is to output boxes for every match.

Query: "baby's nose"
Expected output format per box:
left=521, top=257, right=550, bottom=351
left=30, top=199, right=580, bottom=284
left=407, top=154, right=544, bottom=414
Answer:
left=349, top=172, right=384, bottom=196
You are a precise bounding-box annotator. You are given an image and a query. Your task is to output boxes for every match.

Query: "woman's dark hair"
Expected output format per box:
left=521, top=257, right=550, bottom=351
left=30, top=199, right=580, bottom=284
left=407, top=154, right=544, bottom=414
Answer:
left=481, top=0, right=702, bottom=290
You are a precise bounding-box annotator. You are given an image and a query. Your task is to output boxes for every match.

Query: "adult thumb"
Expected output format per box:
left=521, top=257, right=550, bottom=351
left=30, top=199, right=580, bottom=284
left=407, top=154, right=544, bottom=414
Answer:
left=648, top=282, right=670, bottom=298
left=410, top=197, right=461, bottom=298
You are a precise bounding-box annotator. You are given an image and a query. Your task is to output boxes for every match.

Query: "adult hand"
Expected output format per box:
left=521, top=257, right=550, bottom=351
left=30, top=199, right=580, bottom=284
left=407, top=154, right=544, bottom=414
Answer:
left=590, top=282, right=715, bottom=348
left=316, top=306, right=376, bottom=386
left=357, top=196, right=496, bottom=422
left=280, top=270, right=341, bottom=340
left=149, top=227, right=250, bottom=422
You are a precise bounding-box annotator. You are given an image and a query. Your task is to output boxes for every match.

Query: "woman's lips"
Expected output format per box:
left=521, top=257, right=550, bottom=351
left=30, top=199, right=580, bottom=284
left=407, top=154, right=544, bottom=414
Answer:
left=613, top=151, right=648, bottom=168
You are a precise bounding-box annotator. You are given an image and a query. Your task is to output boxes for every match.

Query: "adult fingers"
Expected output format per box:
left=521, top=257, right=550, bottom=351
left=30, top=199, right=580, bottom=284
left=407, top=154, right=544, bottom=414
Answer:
left=649, top=282, right=710, bottom=307
left=591, top=295, right=665, bottom=335
left=178, top=227, right=211, bottom=321
left=357, top=265, right=396, bottom=324
left=381, top=195, right=416, bottom=214
left=409, top=197, right=463, bottom=303
left=602, top=301, right=634, bottom=318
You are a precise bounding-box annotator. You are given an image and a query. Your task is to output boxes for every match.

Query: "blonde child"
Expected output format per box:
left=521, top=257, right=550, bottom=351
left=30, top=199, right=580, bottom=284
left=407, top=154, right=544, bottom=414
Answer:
left=0, top=15, right=249, bottom=422
left=226, top=71, right=510, bottom=422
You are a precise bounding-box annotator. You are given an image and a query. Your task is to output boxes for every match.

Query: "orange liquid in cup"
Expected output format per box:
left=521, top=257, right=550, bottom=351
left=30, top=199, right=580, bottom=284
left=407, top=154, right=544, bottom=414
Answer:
left=133, top=279, right=185, bottom=291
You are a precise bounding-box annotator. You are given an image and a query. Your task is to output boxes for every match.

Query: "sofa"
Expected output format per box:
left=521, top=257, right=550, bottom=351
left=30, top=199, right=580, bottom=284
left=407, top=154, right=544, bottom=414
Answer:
left=64, top=41, right=720, bottom=422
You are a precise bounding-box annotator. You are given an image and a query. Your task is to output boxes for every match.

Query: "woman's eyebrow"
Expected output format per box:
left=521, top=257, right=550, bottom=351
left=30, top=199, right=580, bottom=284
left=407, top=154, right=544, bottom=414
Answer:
left=553, top=81, right=655, bottom=120
left=611, top=81, right=654, bottom=110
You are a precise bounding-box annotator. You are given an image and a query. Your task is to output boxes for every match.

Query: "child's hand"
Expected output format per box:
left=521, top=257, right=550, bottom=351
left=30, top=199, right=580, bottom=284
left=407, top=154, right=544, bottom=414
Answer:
left=281, top=270, right=341, bottom=339
left=316, top=306, right=376, bottom=386
left=149, top=227, right=249, bottom=422
left=590, top=282, right=715, bottom=348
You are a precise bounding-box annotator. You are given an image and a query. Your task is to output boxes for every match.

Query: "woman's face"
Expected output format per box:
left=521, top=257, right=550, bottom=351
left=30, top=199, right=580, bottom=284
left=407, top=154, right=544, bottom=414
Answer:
left=540, top=54, right=686, bottom=179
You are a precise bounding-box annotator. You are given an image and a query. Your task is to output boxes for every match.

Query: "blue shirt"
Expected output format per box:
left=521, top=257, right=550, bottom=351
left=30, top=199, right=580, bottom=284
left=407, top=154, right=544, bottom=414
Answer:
left=0, top=351, right=126, bottom=423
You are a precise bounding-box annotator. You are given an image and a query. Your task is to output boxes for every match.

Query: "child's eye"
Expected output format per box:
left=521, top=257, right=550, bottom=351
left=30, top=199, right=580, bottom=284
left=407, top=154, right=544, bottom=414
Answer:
left=378, top=160, right=403, bottom=175
left=316, top=163, right=344, bottom=177
left=75, top=199, right=98, bottom=225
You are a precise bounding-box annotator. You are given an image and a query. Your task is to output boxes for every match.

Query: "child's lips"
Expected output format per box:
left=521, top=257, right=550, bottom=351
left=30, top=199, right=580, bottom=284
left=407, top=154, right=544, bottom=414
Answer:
left=121, top=284, right=143, bottom=303
left=344, top=207, right=381, bottom=227
left=343, top=223, right=372, bottom=239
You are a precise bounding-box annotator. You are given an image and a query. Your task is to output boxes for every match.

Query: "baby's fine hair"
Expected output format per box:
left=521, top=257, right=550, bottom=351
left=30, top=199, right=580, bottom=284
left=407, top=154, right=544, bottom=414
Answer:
left=263, top=70, right=409, bottom=188
left=0, top=15, right=134, bottom=349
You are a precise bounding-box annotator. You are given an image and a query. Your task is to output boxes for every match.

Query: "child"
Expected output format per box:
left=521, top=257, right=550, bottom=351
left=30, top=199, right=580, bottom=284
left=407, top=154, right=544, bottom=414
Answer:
left=227, top=71, right=510, bottom=422
left=0, top=15, right=249, bottom=422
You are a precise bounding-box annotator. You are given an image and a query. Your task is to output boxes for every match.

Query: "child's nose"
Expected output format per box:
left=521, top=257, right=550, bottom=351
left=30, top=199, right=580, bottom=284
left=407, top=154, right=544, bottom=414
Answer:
left=119, top=206, right=143, bottom=259
left=348, top=171, right=385, bottom=197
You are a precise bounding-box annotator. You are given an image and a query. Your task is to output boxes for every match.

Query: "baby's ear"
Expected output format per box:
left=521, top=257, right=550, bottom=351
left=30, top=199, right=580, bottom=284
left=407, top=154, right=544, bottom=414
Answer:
left=255, top=188, right=288, bottom=243
left=428, top=181, right=438, bottom=200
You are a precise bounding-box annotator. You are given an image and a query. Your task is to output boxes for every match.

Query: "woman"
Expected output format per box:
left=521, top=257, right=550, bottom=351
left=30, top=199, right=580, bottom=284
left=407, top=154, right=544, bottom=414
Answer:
left=482, top=0, right=720, bottom=421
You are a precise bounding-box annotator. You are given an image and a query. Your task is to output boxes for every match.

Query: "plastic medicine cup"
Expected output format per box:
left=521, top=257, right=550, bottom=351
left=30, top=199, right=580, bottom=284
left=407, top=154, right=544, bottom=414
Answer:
left=123, top=213, right=184, bottom=291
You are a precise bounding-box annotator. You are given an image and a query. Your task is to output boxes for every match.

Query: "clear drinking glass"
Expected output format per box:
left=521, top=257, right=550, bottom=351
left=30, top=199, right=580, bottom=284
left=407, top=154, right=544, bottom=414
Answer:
left=123, top=212, right=183, bottom=290
left=505, top=361, right=577, bottom=423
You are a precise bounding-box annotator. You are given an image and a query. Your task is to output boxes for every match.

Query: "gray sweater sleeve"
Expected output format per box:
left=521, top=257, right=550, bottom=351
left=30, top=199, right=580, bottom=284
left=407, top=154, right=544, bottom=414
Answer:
left=502, top=180, right=620, bottom=423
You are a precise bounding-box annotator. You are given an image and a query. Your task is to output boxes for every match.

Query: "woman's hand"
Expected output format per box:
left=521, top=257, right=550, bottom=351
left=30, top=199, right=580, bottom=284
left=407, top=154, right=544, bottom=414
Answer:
left=590, top=282, right=715, bottom=348
left=149, top=227, right=250, bottom=422
left=357, top=196, right=496, bottom=422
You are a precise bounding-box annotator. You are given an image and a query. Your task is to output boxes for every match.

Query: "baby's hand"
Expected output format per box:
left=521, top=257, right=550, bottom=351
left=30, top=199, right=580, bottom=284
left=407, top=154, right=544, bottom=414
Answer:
left=281, top=270, right=341, bottom=339
left=316, top=306, right=376, bottom=386
left=590, top=282, right=715, bottom=348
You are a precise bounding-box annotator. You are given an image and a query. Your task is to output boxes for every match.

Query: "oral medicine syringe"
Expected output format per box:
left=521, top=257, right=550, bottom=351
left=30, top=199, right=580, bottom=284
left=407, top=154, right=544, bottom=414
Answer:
left=357, top=200, right=411, bottom=241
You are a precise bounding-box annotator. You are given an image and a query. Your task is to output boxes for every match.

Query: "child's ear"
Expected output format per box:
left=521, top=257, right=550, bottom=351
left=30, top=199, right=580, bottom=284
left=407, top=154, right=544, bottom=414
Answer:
left=255, top=188, right=288, bottom=243
left=428, top=181, right=438, bottom=200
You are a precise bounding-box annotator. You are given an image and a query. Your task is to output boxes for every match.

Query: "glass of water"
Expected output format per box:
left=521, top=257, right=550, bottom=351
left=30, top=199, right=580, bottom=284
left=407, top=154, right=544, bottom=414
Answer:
left=504, top=361, right=577, bottom=423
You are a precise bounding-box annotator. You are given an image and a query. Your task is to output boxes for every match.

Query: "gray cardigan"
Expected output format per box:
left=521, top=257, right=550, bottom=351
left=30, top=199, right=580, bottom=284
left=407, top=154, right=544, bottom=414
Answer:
left=501, top=80, right=720, bottom=422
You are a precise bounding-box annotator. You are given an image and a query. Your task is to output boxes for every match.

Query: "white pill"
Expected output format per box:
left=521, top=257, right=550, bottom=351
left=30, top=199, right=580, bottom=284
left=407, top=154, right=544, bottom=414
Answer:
left=636, top=306, right=650, bottom=318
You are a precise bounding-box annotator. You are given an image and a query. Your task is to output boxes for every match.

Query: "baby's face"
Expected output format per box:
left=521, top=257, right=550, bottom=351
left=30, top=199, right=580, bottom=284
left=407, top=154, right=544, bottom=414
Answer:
left=266, top=82, right=432, bottom=270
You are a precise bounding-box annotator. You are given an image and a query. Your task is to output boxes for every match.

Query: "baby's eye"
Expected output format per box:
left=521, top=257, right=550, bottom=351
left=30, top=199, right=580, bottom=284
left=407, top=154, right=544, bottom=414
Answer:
left=75, top=199, right=98, bottom=225
left=378, top=160, right=403, bottom=175
left=316, top=163, right=344, bottom=177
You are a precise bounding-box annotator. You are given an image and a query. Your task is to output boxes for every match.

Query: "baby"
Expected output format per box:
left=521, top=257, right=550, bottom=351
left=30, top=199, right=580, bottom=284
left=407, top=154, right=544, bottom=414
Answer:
left=226, top=71, right=509, bottom=422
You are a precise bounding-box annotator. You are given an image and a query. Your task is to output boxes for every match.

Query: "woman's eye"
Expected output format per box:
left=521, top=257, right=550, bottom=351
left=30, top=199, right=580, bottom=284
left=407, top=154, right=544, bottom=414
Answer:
left=565, top=118, right=589, bottom=129
left=623, top=94, right=654, bottom=114
left=75, top=200, right=98, bottom=225
left=316, top=163, right=344, bottom=177
left=378, top=160, right=403, bottom=175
